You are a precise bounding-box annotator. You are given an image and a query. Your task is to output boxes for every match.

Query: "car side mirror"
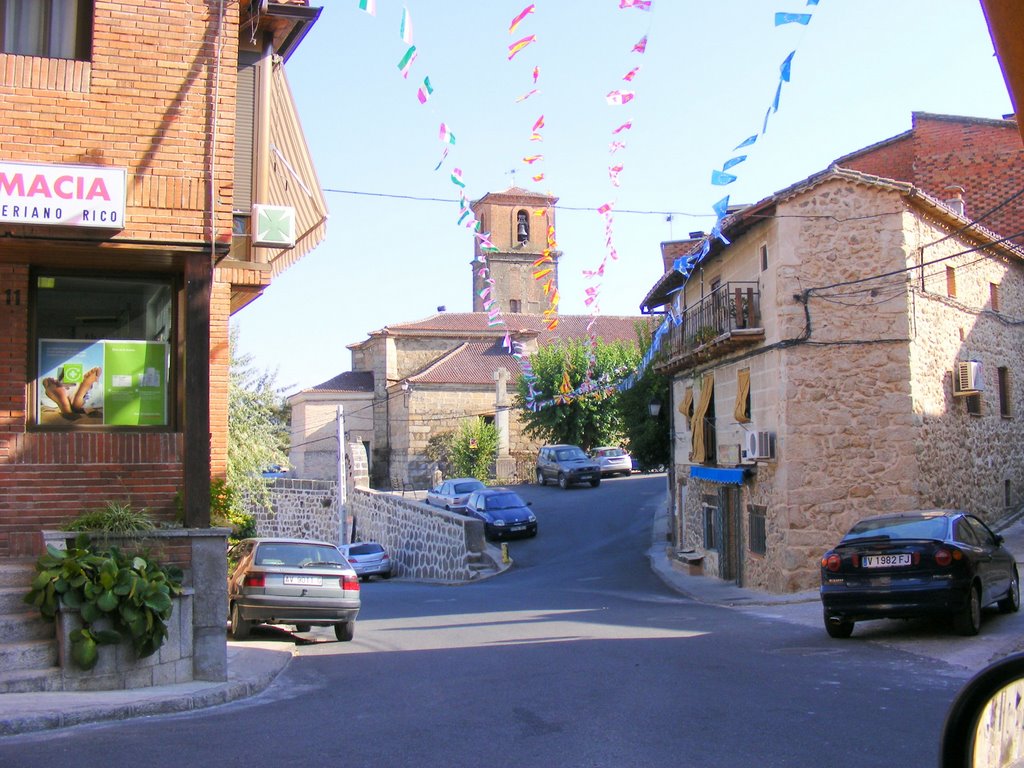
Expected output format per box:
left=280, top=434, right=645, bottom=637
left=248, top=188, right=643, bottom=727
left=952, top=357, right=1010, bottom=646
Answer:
left=940, top=652, right=1024, bottom=767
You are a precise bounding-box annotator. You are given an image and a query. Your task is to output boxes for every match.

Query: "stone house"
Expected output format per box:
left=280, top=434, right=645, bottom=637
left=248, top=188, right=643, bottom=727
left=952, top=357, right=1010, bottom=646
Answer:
left=289, top=187, right=647, bottom=488
left=0, top=1, right=327, bottom=686
left=641, top=115, right=1024, bottom=593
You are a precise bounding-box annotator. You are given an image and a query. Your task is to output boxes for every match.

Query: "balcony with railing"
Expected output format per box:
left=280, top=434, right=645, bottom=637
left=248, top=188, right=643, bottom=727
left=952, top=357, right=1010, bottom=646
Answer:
left=654, top=282, right=764, bottom=374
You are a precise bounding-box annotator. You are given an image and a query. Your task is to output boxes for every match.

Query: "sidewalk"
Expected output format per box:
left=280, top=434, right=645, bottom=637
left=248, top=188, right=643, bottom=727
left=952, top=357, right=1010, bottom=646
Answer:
left=0, top=642, right=293, bottom=738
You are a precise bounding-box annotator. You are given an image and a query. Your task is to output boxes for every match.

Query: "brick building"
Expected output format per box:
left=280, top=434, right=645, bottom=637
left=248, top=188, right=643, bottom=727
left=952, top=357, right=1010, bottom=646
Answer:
left=0, top=0, right=327, bottom=690
left=641, top=114, right=1024, bottom=593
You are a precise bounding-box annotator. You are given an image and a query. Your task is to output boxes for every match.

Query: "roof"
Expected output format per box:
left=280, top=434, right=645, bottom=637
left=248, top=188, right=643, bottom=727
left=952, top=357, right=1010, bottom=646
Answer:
left=363, top=312, right=645, bottom=346
left=641, top=164, right=1024, bottom=310
left=308, top=370, right=374, bottom=393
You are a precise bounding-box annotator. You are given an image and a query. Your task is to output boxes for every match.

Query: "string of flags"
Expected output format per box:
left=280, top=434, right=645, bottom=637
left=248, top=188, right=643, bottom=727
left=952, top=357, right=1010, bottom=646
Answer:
left=351, top=1, right=822, bottom=410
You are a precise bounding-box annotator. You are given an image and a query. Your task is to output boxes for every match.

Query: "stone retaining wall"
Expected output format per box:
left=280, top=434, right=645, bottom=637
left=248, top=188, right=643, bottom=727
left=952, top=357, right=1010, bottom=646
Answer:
left=251, top=478, right=342, bottom=545
left=348, top=488, right=486, bottom=582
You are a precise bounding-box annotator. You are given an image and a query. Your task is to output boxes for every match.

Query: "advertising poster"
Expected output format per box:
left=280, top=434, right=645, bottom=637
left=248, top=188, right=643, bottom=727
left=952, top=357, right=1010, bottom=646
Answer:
left=37, top=339, right=168, bottom=427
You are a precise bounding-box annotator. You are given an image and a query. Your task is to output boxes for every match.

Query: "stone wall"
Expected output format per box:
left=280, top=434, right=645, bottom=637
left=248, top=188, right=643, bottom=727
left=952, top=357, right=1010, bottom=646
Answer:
left=251, top=478, right=342, bottom=546
left=348, top=488, right=487, bottom=582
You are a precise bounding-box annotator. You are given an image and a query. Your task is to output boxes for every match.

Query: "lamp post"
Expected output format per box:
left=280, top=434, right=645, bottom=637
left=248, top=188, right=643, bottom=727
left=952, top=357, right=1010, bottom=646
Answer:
left=648, top=399, right=662, bottom=418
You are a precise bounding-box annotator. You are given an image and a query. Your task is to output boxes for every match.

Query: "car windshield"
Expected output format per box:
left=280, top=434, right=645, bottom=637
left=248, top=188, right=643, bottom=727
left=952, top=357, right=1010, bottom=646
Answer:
left=255, top=542, right=345, bottom=567
left=454, top=481, right=482, bottom=493
left=842, top=516, right=949, bottom=542
left=485, top=493, right=524, bottom=510
left=556, top=448, right=587, bottom=460
left=600, top=448, right=625, bottom=457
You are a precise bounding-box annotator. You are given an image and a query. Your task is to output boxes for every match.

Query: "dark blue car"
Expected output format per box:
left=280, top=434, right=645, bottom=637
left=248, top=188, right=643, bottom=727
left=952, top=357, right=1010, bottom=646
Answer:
left=820, top=509, right=1019, bottom=638
left=463, top=489, right=538, bottom=541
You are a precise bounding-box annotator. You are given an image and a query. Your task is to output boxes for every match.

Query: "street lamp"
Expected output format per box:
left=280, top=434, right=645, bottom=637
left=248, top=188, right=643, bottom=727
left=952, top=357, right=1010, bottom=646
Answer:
left=648, top=398, right=661, bottom=417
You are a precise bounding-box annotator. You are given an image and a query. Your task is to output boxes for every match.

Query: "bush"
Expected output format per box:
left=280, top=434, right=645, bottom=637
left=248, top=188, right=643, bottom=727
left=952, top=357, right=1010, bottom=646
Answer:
left=62, top=501, right=156, bottom=534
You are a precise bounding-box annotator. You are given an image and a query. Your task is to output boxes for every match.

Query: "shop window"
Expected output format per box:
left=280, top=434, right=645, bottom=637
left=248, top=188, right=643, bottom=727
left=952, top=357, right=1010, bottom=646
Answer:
left=32, top=273, right=174, bottom=428
left=0, top=0, right=92, bottom=60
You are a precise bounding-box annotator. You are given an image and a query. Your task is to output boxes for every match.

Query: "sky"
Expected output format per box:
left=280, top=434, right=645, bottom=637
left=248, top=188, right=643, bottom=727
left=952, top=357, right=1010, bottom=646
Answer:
left=232, top=1, right=1013, bottom=395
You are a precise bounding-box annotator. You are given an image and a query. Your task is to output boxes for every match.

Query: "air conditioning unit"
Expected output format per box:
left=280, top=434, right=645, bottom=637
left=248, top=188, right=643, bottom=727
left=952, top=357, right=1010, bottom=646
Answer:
left=953, top=360, right=983, bottom=396
left=252, top=204, right=296, bottom=248
left=742, top=428, right=775, bottom=462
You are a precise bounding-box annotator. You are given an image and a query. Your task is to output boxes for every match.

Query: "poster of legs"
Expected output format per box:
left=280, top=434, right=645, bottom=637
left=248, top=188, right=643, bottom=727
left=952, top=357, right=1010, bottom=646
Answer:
left=37, top=339, right=168, bottom=427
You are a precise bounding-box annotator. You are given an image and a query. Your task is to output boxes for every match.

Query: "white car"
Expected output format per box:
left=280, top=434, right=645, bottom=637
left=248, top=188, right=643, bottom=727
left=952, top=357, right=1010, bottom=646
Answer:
left=591, top=446, right=633, bottom=477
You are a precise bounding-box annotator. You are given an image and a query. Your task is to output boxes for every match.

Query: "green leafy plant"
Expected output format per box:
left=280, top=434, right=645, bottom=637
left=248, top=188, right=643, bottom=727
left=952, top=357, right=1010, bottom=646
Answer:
left=451, top=418, right=499, bottom=481
left=210, top=478, right=256, bottom=544
left=62, top=501, right=156, bottom=534
left=24, top=534, right=183, bottom=670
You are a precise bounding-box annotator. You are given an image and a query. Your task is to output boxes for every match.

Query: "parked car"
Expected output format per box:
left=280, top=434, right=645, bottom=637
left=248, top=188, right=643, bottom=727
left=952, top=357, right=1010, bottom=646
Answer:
left=819, top=509, right=1019, bottom=638
left=464, top=488, right=538, bottom=540
left=591, top=446, right=633, bottom=477
left=426, top=477, right=486, bottom=511
left=341, top=541, right=392, bottom=580
left=227, top=538, right=360, bottom=642
left=536, top=445, right=601, bottom=489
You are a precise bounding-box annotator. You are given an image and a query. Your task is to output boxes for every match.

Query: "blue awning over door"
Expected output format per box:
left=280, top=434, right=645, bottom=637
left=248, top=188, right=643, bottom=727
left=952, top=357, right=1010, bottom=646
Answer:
left=689, top=466, right=747, bottom=485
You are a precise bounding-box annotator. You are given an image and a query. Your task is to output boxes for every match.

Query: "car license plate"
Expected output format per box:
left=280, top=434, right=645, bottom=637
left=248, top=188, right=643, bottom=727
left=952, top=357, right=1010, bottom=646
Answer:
left=862, top=553, right=911, bottom=568
left=510, top=525, right=526, bottom=532
left=283, top=575, right=322, bottom=586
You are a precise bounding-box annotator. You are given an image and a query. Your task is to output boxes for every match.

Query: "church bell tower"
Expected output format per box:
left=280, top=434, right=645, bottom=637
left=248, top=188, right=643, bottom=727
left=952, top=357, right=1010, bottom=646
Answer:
left=470, top=187, right=560, bottom=314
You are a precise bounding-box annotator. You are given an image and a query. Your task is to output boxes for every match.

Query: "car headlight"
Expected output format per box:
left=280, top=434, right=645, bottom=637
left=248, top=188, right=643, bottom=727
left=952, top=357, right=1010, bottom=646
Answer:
left=493, top=519, right=506, bottom=526
left=528, top=514, right=537, bottom=522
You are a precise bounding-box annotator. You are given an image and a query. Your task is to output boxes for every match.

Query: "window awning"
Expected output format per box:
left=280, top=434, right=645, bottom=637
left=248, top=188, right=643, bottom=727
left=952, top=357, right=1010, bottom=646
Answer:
left=689, top=466, right=747, bottom=485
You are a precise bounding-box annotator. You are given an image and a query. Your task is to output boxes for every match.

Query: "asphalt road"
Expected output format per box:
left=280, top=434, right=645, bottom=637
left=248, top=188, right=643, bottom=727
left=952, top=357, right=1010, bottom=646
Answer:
left=0, top=475, right=997, bottom=767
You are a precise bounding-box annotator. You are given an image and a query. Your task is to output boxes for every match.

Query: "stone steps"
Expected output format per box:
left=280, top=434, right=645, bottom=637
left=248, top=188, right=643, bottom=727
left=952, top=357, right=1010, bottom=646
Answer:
left=0, top=560, right=61, bottom=694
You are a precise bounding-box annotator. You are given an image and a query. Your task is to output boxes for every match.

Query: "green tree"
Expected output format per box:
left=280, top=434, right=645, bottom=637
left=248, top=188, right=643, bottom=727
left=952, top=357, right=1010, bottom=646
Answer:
left=513, top=337, right=640, bottom=452
left=228, top=328, right=291, bottom=515
left=450, top=418, right=499, bottom=481
left=615, top=323, right=671, bottom=471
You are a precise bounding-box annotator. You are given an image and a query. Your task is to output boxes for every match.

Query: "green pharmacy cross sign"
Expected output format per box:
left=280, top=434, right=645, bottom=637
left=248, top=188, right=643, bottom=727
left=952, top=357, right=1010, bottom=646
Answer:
left=254, top=205, right=296, bottom=247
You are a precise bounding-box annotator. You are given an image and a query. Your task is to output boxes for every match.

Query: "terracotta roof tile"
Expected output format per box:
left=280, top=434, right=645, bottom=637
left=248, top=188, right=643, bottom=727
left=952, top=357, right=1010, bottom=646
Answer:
left=310, top=371, right=374, bottom=392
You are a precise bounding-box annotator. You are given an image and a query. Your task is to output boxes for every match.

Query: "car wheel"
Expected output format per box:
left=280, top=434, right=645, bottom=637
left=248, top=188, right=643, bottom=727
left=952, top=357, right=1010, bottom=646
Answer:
left=335, top=621, right=355, bottom=642
left=536, top=469, right=545, bottom=486
left=558, top=473, right=569, bottom=489
left=294, top=624, right=311, bottom=633
left=998, top=569, right=1020, bottom=613
left=954, top=584, right=983, bottom=636
left=823, top=613, right=854, bottom=639
left=230, top=602, right=251, bottom=641
left=590, top=478, right=601, bottom=488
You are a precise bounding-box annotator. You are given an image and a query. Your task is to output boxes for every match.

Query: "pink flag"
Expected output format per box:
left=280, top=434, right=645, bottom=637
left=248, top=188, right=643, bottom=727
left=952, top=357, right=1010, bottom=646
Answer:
left=612, top=120, right=633, bottom=134
left=508, top=34, right=536, bottom=60
left=509, top=4, right=535, bottom=33
left=605, top=90, right=635, bottom=106
left=532, top=173, right=545, bottom=182
left=532, top=65, right=540, bottom=84
left=532, top=115, right=545, bottom=131
left=609, top=140, right=626, bottom=153
left=597, top=203, right=613, bottom=215
left=622, top=66, right=641, bottom=82
left=515, top=88, right=540, bottom=102
left=632, top=35, right=648, bottom=53
left=523, top=155, right=543, bottom=164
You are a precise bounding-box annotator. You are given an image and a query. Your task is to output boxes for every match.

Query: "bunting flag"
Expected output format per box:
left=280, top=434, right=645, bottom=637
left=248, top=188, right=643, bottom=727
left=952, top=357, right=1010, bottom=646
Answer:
left=450, top=168, right=465, bottom=188
left=532, top=115, right=545, bottom=132
left=632, top=35, right=648, bottom=53
left=608, top=164, right=624, bottom=187
left=358, top=0, right=376, bottom=15
left=515, top=88, right=540, bottom=102
left=619, top=0, right=652, bottom=9
left=523, top=154, right=543, bottom=164
left=509, top=4, right=536, bottom=33
left=416, top=76, right=433, bottom=104
left=532, top=65, right=540, bottom=83
left=612, top=120, right=633, bottom=134
left=622, top=66, right=641, bottom=82
left=532, top=173, right=545, bottom=182
left=508, top=34, right=537, bottom=60
left=775, top=12, right=811, bottom=25
left=605, top=90, right=635, bottom=105
left=400, top=7, right=414, bottom=44
left=609, top=140, right=626, bottom=153
left=397, top=45, right=417, bottom=78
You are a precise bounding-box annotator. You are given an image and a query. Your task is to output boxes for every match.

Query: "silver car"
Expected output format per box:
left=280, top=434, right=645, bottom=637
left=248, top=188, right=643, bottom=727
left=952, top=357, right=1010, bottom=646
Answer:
left=426, top=477, right=486, bottom=511
left=591, top=446, right=633, bottom=477
left=227, top=538, right=360, bottom=642
left=341, top=541, right=392, bottom=580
